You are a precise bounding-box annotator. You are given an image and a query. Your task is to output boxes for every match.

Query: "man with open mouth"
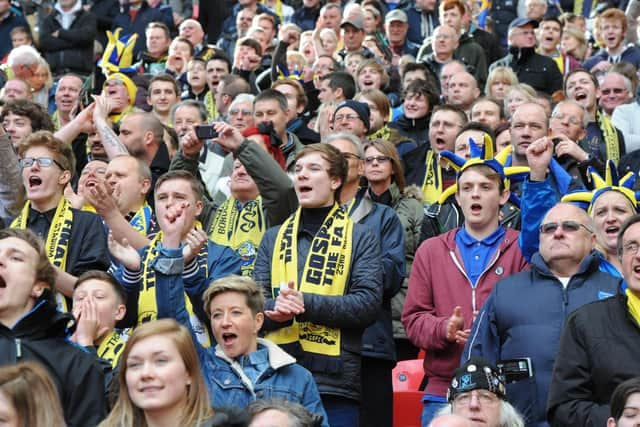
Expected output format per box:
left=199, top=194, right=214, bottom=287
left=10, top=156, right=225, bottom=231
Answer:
left=12, top=130, right=110, bottom=312
left=403, top=136, right=528, bottom=426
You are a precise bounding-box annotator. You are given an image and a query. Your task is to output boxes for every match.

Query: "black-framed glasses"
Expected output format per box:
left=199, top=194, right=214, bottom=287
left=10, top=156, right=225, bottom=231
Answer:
left=18, top=157, right=65, bottom=170
left=365, top=155, right=391, bottom=164
left=539, top=220, right=592, bottom=234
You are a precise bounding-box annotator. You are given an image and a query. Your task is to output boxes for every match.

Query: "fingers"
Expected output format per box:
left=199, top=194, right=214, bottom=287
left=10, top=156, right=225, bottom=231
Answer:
left=452, top=306, right=463, bottom=318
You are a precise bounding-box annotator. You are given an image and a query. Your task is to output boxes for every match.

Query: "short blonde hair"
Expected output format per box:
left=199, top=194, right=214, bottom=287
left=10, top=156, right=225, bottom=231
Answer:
left=203, top=275, right=265, bottom=317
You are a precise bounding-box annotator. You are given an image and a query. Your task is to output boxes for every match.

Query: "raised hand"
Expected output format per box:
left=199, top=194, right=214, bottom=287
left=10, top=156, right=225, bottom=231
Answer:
left=108, top=232, right=141, bottom=270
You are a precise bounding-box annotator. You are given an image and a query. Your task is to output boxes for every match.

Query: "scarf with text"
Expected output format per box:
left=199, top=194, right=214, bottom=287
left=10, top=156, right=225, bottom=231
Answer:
left=209, top=197, right=265, bottom=276
left=421, top=149, right=442, bottom=205
left=268, top=204, right=353, bottom=359
left=97, top=329, right=131, bottom=369
left=140, top=232, right=211, bottom=347
left=12, top=197, right=73, bottom=312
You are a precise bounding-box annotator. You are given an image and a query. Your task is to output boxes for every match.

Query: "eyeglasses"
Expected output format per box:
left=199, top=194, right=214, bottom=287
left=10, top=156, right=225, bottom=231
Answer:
left=600, top=88, right=627, bottom=95
left=365, top=155, right=390, bottom=164
left=539, top=220, right=592, bottom=234
left=622, top=241, right=640, bottom=256
left=19, top=157, right=65, bottom=170
left=453, top=390, right=499, bottom=406
left=434, top=34, right=455, bottom=40
left=343, top=152, right=362, bottom=161
left=229, top=109, right=252, bottom=117
left=334, top=114, right=362, bottom=122
left=551, top=113, right=582, bottom=126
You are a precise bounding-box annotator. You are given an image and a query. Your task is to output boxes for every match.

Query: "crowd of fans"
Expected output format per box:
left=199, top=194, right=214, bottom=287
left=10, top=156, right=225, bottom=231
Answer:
left=2, top=0, right=640, bottom=426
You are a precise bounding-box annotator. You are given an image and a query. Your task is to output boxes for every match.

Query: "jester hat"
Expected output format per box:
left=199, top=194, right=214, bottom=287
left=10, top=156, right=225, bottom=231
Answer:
left=103, top=73, right=137, bottom=107
left=561, top=160, right=639, bottom=214
left=438, top=134, right=531, bottom=207
left=98, top=28, right=139, bottom=76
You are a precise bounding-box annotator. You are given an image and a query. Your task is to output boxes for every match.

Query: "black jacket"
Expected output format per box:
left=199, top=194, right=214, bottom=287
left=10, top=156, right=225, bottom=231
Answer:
left=0, top=292, right=107, bottom=426
left=39, top=8, right=97, bottom=75
left=547, top=290, right=640, bottom=427
left=389, top=114, right=430, bottom=148
left=490, top=47, right=563, bottom=95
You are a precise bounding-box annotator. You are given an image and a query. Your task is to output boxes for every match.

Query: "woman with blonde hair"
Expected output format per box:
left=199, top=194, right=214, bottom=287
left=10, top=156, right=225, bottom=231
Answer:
left=0, top=362, right=66, bottom=427
left=99, top=319, right=219, bottom=427
left=561, top=26, right=588, bottom=63
left=485, top=66, right=519, bottom=100
left=503, top=83, right=537, bottom=118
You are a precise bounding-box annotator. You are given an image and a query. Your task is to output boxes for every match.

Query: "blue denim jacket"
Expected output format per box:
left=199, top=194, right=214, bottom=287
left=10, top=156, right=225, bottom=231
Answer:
left=153, top=248, right=329, bottom=427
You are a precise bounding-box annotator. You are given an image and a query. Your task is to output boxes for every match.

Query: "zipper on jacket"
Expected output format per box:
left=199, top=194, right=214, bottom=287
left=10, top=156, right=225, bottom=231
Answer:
left=449, top=248, right=502, bottom=313
left=15, top=338, right=21, bottom=359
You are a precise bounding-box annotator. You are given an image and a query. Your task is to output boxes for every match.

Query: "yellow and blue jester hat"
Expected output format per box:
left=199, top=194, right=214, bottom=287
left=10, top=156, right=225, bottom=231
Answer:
left=438, top=134, right=531, bottom=207
left=98, top=28, right=139, bottom=76
left=561, top=160, right=638, bottom=214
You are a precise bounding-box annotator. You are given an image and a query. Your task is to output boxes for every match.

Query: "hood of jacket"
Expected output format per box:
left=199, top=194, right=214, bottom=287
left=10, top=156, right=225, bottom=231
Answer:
left=6, top=290, right=75, bottom=339
left=530, top=250, right=601, bottom=279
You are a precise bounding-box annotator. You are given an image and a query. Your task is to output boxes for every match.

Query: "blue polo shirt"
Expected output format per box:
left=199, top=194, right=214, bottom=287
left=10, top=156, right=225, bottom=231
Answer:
left=455, top=226, right=506, bottom=286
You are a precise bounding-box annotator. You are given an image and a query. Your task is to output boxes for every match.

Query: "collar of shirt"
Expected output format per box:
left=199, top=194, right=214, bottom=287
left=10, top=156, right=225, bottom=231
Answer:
left=457, top=224, right=505, bottom=248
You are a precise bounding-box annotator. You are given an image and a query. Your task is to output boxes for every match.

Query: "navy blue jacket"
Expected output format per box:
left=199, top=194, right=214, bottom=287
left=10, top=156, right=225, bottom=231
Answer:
left=0, top=11, right=29, bottom=59
left=112, top=2, right=172, bottom=58
left=350, top=189, right=406, bottom=362
left=463, top=252, right=619, bottom=427
left=291, top=5, right=320, bottom=32
left=583, top=45, right=640, bottom=71
left=404, top=4, right=438, bottom=46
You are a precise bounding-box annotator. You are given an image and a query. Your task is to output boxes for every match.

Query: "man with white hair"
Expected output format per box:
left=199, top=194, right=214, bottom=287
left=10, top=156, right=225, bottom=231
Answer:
left=0, top=45, right=40, bottom=91
left=598, top=72, right=633, bottom=117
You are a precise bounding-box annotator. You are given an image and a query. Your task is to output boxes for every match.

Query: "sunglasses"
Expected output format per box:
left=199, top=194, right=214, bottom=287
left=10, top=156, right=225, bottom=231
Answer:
left=539, top=220, right=592, bottom=234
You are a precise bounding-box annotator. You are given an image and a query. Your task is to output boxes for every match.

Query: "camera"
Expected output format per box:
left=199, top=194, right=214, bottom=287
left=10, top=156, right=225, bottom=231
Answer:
left=497, top=358, right=533, bottom=384
left=195, top=125, right=218, bottom=140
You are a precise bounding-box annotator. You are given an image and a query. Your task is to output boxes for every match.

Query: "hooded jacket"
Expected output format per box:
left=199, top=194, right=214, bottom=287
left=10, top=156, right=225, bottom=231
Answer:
left=464, top=252, right=619, bottom=427
left=0, top=292, right=107, bottom=427
left=402, top=227, right=528, bottom=397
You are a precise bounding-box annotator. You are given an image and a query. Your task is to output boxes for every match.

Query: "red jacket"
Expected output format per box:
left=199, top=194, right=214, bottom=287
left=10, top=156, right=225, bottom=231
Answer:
left=401, top=227, right=529, bottom=397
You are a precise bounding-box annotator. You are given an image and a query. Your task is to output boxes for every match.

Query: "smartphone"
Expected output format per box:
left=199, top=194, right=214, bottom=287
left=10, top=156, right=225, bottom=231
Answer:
left=195, top=125, right=218, bottom=140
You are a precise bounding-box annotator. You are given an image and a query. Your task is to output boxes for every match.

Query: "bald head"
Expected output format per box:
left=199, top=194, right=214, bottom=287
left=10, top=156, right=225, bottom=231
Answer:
left=428, top=414, right=473, bottom=427
left=448, top=71, right=480, bottom=110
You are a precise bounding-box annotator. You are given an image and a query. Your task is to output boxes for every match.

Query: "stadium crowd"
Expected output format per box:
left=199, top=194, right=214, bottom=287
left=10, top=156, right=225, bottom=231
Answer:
left=1, top=0, right=640, bottom=425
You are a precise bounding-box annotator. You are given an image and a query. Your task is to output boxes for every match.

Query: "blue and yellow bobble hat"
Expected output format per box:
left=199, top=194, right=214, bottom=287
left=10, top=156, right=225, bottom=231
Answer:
left=448, top=356, right=507, bottom=402
left=98, top=28, right=139, bottom=76
left=438, top=134, right=531, bottom=207
left=561, top=160, right=639, bottom=214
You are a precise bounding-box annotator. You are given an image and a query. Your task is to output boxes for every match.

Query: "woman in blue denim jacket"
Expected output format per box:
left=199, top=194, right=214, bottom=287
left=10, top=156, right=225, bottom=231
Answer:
left=149, top=247, right=329, bottom=427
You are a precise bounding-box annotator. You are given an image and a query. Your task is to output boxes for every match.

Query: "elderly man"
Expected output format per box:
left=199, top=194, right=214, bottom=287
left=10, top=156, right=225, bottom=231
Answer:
left=465, top=197, right=619, bottom=427
left=490, top=18, right=562, bottom=95
left=599, top=72, right=633, bottom=117
left=332, top=100, right=370, bottom=140
left=385, top=9, right=420, bottom=61
left=548, top=214, right=640, bottom=427
left=440, top=357, right=525, bottom=427
left=0, top=45, right=40, bottom=91
left=422, top=25, right=459, bottom=85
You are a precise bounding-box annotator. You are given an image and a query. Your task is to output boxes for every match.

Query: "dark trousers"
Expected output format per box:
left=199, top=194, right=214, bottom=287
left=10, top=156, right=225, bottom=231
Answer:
left=322, top=395, right=359, bottom=427
left=359, top=357, right=394, bottom=427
